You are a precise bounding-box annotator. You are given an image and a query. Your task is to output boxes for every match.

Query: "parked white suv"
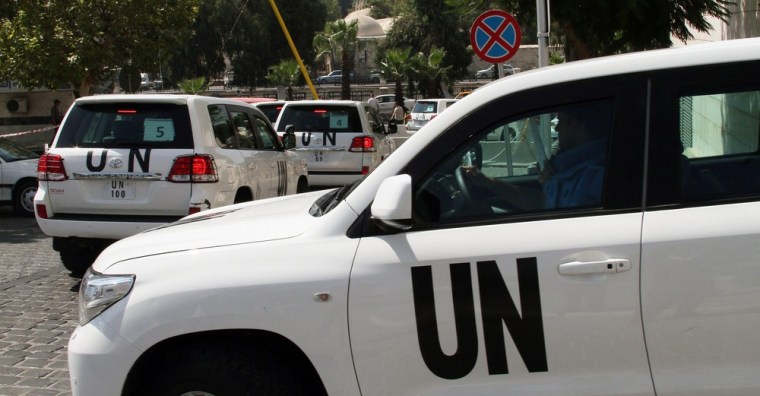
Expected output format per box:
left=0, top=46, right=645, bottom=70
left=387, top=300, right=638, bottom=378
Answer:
left=35, top=94, right=308, bottom=275
left=274, top=100, right=395, bottom=187
left=68, top=38, right=760, bottom=396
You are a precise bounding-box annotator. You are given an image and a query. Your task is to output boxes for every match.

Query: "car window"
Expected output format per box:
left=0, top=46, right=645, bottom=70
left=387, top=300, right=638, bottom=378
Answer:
left=679, top=89, right=760, bottom=201
left=365, top=106, right=385, bottom=134
left=253, top=116, right=279, bottom=150
left=208, top=105, right=235, bottom=149
left=230, top=111, right=257, bottom=149
left=413, top=99, right=614, bottom=224
left=413, top=102, right=438, bottom=113
left=57, top=103, right=193, bottom=148
left=276, top=105, right=361, bottom=133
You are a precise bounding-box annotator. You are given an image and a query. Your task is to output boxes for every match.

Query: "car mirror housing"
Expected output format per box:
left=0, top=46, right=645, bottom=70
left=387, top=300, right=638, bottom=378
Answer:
left=283, top=125, right=296, bottom=149
left=371, top=174, right=412, bottom=230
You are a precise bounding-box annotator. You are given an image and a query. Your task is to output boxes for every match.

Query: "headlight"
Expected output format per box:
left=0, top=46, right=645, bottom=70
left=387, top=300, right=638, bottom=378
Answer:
left=78, top=268, right=135, bottom=325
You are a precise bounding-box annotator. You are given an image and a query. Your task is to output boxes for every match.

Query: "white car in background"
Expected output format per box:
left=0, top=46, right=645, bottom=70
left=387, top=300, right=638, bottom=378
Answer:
left=35, top=94, right=308, bottom=275
left=275, top=100, right=395, bottom=187
left=405, top=98, right=458, bottom=132
left=0, top=137, right=38, bottom=216
left=369, top=94, right=415, bottom=121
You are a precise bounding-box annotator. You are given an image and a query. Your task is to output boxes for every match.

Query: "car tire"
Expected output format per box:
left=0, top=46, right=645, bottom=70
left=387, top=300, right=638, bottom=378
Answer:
left=131, top=340, right=320, bottom=396
left=13, top=179, right=37, bottom=217
left=58, top=243, right=105, bottom=276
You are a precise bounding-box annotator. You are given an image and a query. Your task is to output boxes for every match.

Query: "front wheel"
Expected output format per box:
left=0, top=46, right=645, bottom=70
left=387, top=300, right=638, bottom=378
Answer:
left=132, top=341, right=321, bottom=396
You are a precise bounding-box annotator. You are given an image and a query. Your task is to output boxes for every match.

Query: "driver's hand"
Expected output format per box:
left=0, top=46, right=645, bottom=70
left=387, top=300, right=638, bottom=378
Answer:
left=462, top=166, right=491, bottom=188
left=538, top=159, right=554, bottom=185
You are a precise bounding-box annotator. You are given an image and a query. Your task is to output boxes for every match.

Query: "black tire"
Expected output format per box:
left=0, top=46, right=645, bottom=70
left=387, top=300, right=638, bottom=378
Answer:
left=296, top=177, right=309, bottom=193
left=59, top=243, right=104, bottom=276
left=134, top=340, right=318, bottom=396
left=13, top=179, right=37, bottom=217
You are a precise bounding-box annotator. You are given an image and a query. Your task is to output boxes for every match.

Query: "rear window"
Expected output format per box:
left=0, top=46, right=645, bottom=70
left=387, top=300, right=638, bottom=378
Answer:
left=412, top=101, right=439, bottom=114
left=55, top=103, right=193, bottom=148
left=277, top=105, right=361, bottom=133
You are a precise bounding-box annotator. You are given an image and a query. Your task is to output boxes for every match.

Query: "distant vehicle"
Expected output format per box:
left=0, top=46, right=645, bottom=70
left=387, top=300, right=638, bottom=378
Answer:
left=229, top=97, right=277, bottom=104
left=139, top=73, right=150, bottom=90
left=475, top=64, right=519, bottom=79
left=0, top=137, right=38, bottom=216
left=316, top=70, right=355, bottom=85
left=274, top=100, right=395, bottom=187
left=370, top=94, right=416, bottom=121
left=251, top=100, right=288, bottom=124
left=35, top=94, right=308, bottom=275
left=405, top=99, right=458, bottom=132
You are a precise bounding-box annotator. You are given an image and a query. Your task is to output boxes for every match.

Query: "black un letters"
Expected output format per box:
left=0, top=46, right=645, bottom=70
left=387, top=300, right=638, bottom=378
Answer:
left=411, top=258, right=548, bottom=379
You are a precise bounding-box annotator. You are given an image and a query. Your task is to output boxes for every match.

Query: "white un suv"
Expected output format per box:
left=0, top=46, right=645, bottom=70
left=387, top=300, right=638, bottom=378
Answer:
left=275, top=100, right=396, bottom=187
left=69, top=39, right=760, bottom=396
left=35, top=94, right=308, bottom=275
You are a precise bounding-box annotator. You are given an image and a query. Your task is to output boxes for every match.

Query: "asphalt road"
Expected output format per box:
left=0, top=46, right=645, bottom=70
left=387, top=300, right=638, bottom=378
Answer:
left=0, top=206, right=77, bottom=395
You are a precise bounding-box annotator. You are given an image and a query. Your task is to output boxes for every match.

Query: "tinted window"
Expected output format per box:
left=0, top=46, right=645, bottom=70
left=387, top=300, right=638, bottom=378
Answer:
left=679, top=90, right=760, bottom=201
left=414, top=99, right=614, bottom=224
left=412, top=102, right=438, bottom=114
left=256, top=103, right=284, bottom=124
left=57, top=103, right=192, bottom=148
left=254, top=116, right=279, bottom=150
left=230, top=111, right=257, bottom=149
left=209, top=105, right=235, bottom=149
left=277, top=105, right=361, bottom=133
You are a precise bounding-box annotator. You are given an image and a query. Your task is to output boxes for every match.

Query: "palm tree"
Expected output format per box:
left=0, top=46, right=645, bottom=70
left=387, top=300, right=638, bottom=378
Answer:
left=313, top=19, right=359, bottom=100
left=411, top=46, right=451, bottom=98
left=378, top=48, right=413, bottom=107
left=265, top=59, right=300, bottom=100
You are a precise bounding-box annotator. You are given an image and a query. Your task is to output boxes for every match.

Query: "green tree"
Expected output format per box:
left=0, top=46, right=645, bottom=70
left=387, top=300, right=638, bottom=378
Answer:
left=382, top=0, right=472, bottom=81
left=378, top=47, right=414, bottom=105
left=314, top=19, right=359, bottom=100
left=411, top=46, right=452, bottom=98
left=0, top=0, right=199, bottom=97
left=265, top=59, right=300, bottom=100
left=446, top=0, right=731, bottom=60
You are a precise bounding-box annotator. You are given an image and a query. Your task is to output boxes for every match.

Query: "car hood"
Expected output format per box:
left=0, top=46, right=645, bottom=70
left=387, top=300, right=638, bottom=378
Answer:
left=93, top=190, right=328, bottom=272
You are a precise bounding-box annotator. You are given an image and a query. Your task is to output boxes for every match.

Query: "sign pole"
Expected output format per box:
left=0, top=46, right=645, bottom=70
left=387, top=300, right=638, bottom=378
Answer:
left=536, top=0, right=550, bottom=68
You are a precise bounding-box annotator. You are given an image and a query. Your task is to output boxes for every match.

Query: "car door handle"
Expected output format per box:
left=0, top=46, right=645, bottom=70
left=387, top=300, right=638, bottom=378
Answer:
left=558, top=259, right=631, bottom=276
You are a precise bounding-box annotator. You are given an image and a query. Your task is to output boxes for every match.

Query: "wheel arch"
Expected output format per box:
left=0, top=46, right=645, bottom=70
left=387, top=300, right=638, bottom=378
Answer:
left=234, top=185, right=254, bottom=203
left=122, top=329, right=327, bottom=395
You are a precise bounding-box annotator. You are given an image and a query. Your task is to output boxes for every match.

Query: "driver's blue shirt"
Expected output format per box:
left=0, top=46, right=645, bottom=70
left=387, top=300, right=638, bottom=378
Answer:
left=543, top=138, right=608, bottom=209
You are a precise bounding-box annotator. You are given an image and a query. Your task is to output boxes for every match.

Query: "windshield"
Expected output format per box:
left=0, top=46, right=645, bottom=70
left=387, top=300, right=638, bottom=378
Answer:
left=0, top=138, right=39, bottom=162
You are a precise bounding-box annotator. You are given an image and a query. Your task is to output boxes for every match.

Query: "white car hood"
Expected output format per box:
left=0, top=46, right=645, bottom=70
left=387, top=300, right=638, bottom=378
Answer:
left=93, top=190, right=328, bottom=272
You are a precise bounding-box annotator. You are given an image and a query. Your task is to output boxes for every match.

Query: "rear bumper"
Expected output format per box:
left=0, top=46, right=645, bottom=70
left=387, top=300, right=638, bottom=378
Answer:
left=36, top=216, right=172, bottom=240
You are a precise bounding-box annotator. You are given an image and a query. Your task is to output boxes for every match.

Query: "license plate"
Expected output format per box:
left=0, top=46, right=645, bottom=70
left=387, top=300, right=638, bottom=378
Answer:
left=312, top=151, right=328, bottom=163
left=103, top=180, right=136, bottom=200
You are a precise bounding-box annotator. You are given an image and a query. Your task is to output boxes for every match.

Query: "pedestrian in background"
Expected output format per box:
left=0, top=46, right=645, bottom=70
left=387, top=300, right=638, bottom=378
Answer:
left=50, top=99, right=64, bottom=126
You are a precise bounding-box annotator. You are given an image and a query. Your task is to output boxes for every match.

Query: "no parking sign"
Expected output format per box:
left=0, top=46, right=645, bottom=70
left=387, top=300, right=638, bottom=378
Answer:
left=470, top=9, right=521, bottom=63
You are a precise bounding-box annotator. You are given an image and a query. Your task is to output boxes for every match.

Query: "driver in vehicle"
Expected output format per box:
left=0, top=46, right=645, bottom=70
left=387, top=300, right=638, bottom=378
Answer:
left=464, top=101, right=612, bottom=211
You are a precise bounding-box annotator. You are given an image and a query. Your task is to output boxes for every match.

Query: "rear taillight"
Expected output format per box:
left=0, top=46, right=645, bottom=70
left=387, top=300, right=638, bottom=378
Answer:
left=349, top=136, right=376, bottom=152
left=37, top=153, right=68, bottom=181
left=168, top=154, right=218, bottom=183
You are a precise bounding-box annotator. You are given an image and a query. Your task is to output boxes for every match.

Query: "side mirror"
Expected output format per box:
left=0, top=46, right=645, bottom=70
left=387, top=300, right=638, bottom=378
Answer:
left=371, top=174, right=412, bottom=230
left=283, top=124, right=296, bottom=149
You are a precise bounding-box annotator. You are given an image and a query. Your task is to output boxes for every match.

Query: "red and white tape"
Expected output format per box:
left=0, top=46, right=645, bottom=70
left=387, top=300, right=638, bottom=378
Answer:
left=2, top=125, right=58, bottom=138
